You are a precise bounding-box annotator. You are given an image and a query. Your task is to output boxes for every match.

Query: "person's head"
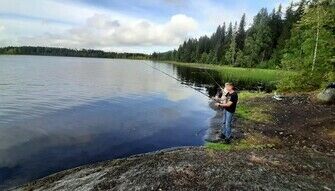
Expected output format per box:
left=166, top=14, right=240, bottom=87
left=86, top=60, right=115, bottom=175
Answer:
left=225, top=82, right=235, bottom=92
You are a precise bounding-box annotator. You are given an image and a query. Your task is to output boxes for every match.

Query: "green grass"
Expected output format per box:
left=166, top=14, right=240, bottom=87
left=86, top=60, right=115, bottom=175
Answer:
left=163, top=61, right=286, bottom=80
left=235, top=91, right=272, bottom=123
left=236, top=104, right=272, bottom=123
left=205, top=133, right=279, bottom=151
left=162, top=61, right=292, bottom=91
left=238, top=91, right=268, bottom=101
left=206, top=140, right=275, bottom=151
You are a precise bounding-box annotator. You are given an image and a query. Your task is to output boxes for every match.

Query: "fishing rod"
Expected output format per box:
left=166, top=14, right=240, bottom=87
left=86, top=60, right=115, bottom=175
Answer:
left=203, top=69, right=224, bottom=90
left=143, top=62, right=212, bottom=99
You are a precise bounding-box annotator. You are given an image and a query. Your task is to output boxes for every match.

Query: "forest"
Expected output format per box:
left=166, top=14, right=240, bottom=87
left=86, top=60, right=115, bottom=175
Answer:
left=0, top=46, right=149, bottom=60
left=153, top=0, right=334, bottom=91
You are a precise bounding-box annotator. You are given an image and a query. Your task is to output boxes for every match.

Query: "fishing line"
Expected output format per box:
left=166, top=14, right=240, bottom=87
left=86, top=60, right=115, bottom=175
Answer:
left=203, top=69, right=224, bottom=90
left=143, top=62, right=211, bottom=99
left=144, top=62, right=226, bottom=138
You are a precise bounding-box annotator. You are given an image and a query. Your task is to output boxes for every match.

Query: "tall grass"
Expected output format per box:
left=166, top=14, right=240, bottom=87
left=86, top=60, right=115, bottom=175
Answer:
left=164, top=61, right=290, bottom=91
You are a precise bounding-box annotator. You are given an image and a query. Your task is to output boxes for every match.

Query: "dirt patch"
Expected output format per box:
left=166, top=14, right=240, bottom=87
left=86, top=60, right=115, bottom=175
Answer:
left=239, top=93, right=335, bottom=154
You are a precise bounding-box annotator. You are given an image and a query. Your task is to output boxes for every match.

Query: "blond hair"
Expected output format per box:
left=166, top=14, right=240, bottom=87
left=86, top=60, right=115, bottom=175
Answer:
left=225, top=82, right=234, bottom=87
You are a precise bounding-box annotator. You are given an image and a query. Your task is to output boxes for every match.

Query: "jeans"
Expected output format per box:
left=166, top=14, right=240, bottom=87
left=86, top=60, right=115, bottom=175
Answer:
left=223, top=110, right=234, bottom=139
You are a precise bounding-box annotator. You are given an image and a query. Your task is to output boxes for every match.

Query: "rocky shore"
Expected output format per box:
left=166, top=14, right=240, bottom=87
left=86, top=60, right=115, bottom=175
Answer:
left=12, top=94, right=335, bottom=191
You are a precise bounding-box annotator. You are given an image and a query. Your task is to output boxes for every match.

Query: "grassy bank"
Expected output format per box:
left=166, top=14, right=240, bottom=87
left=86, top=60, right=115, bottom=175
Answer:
left=161, top=61, right=292, bottom=91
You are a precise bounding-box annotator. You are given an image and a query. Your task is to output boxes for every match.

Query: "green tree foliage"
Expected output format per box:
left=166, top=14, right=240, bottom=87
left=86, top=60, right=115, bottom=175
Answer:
left=207, top=50, right=217, bottom=64
left=153, top=0, right=333, bottom=91
left=0, top=46, right=149, bottom=59
left=214, top=23, right=226, bottom=63
left=267, top=5, right=283, bottom=68
left=153, top=1, right=312, bottom=68
left=273, top=1, right=307, bottom=68
left=242, top=8, right=272, bottom=67
left=200, top=52, right=208, bottom=63
left=236, top=14, right=246, bottom=51
left=225, top=22, right=238, bottom=65
left=279, top=0, right=335, bottom=91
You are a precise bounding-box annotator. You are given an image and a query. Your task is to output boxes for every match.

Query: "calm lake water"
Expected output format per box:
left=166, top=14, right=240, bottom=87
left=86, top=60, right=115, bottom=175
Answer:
left=0, top=55, right=222, bottom=189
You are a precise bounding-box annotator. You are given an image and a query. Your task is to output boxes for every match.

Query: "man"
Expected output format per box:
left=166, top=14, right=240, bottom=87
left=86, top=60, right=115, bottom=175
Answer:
left=215, top=82, right=238, bottom=144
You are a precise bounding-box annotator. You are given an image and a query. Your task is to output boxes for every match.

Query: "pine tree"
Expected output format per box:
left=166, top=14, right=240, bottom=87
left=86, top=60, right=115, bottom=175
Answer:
left=267, top=5, right=283, bottom=67
left=214, top=23, right=226, bottom=63
left=242, top=8, right=272, bottom=67
left=236, top=14, right=246, bottom=51
left=225, top=22, right=238, bottom=65
left=197, top=35, right=211, bottom=61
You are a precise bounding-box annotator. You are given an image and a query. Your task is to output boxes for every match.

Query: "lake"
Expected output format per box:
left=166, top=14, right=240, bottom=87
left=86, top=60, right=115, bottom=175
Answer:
left=0, top=55, right=223, bottom=189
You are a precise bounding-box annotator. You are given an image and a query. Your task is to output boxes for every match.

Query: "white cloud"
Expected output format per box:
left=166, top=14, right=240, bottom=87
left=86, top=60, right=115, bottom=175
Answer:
left=0, top=0, right=198, bottom=52
left=0, top=0, right=129, bottom=25
left=0, top=0, right=295, bottom=52
left=18, top=13, right=198, bottom=50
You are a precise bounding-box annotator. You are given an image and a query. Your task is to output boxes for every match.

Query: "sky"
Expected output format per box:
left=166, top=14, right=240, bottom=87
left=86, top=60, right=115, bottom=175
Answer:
left=0, top=0, right=295, bottom=53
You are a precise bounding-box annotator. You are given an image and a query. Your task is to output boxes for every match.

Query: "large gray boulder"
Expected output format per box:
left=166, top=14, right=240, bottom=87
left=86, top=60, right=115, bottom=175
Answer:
left=317, top=83, right=335, bottom=104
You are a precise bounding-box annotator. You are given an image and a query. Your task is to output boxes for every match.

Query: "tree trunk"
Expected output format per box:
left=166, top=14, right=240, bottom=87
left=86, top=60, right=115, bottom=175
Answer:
left=312, top=5, right=320, bottom=72
left=231, top=41, right=235, bottom=65
left=231, top=51, right=235, bottom=65
left=261, top=50, right=265, bottom=63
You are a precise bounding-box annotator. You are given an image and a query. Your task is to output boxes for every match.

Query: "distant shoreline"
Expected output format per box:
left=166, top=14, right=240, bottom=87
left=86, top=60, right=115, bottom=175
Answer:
left=0, top=53, right=147, bottom=61
left=0, top=46, right=150, bottom=60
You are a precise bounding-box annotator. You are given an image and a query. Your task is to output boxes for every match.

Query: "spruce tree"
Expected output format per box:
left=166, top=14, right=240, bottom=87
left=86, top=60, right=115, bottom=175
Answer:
left=225, top=22, right=238, bottom=65
left=236, top=14, right=246, bottom=51
left=242, top=8, right=272, bottom=67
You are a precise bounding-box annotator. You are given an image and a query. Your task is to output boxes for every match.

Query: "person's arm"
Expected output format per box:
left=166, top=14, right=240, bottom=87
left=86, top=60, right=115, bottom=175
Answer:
left=217, top=101, right=233, bottom=108
left=215, top=92, right=237, bottom=108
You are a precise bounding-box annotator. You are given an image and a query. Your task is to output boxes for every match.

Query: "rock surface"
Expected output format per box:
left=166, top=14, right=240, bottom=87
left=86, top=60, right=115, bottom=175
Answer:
left=317, top=88, right=335, bottom=103
left=11, top=147, right=335, bottom=191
